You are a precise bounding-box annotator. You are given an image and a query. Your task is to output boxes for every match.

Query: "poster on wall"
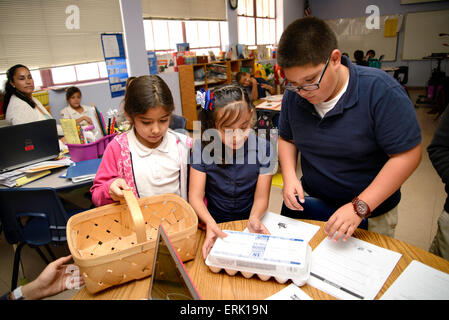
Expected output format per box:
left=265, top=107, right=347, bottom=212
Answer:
left=101, top=33, right=129, bottom=98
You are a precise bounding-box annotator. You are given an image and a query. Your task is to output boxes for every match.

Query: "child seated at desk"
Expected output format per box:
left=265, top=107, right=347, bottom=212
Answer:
left=60, top=86, right=94, bottom=127
left=90, top=75, right=192, bottom=207
left=189, top=85, right=278, bottom=259
left=236, top=71, right=276, bottom=101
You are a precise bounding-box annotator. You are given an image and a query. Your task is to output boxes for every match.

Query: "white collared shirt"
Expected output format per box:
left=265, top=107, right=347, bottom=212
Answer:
left=127, top=128, right=181, bottom=198
left=314, top=74, right=349, bottom=118
left=60, top=105, right=92, bottom=127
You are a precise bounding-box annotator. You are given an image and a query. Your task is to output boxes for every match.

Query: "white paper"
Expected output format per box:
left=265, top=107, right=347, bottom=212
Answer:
left=307, top=237, right=401, bottom=300
left=380, top=260, right=449, bottom=300
left=243, top=211, right=320, bottom=243
left=102, top=35, right=120, bottom=58
left=266, top=284, right=313, bottom=300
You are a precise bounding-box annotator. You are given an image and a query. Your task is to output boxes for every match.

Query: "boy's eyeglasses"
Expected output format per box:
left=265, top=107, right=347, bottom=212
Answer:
left=285, top=57, right=330, bottom=93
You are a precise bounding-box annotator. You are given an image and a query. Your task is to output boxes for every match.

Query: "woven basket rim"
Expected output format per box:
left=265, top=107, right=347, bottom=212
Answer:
left=67, top=194, right=198, bottom=267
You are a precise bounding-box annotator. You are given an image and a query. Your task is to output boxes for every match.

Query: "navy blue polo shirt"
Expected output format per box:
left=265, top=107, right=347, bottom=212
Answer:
left=278, top=55, right=422, bottom=216
left=190, top=132, right=276, bottom=223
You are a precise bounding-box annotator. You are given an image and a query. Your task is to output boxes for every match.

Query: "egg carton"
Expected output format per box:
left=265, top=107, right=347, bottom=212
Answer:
left=205, top=230, right=312, bottom=286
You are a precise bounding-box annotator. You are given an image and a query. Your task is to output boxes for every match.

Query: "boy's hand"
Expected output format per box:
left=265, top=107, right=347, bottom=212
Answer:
left=324, top=203, right=363, bottom=242
left=247, top=217, right=270, bottom=235
left=282, top=177, right=305, bottom=211
left=109, top=178, right=131, bottom=201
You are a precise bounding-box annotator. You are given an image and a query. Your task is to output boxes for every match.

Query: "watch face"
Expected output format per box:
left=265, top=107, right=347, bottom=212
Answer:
left=356, top=202, right=368, bottom=215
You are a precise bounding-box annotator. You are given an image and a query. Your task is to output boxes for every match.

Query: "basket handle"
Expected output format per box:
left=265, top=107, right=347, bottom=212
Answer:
left=121, top=190, right=147, bottom=244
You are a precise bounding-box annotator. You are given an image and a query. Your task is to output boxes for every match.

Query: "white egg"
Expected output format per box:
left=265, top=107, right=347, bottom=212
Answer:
left=209, top=266, right=221, bottom=273
left=274, top=277, right=288, bottom=284
left=292, top=278, right=306, bottom=287
left=257, top=274, right=271, bottom=281
left=225, top=268, right=238, bottom=276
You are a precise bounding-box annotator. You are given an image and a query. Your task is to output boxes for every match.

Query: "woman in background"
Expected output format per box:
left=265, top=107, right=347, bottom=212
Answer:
left=4, top=64, right=63, bottom=135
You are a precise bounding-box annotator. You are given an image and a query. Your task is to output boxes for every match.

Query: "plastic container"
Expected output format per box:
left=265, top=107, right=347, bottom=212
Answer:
left=67, top=133, right=117, bottom=162
left=205, top=230, right=312, bottom=286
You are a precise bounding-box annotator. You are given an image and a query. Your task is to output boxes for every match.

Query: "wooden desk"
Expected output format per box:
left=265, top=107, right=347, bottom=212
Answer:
left=72, top=219, right=449, bottom=300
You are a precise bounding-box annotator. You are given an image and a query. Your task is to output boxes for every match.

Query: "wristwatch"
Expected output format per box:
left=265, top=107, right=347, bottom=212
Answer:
left=352, top=197, right=371, bottom=219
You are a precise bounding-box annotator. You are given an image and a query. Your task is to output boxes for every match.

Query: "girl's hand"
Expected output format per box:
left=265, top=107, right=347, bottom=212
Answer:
left=324, top=203, right=363, bottom=242
left=282, top=177, right=305, bottom=211
left=247, top=217, right=270, bottom=235
left=202, top=223, right=227, bottom=260
left=109, top=178, right=131, bottom=201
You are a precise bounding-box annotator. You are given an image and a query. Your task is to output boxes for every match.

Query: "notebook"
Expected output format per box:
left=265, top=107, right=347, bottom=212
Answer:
left=0, top=119, right=60, bottom=173
left=148, top=225, right=201, bottom=300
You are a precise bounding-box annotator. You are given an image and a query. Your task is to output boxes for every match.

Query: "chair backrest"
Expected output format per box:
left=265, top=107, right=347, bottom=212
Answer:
left=169, top=114, right=187, bottom=130
left=0, top=188, right=71, bottom=244
left=393, top=66, right=409, bottom=85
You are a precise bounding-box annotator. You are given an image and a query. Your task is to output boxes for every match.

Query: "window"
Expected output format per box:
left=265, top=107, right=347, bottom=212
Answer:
left=50, top=62, right=107, bottom=85
left=143, top=19, right=229, bottom=55
left=238, top=0, right=276, bottom=46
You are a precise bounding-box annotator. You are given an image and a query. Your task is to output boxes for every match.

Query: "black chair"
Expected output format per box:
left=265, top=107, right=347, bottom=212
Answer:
left=393, top=66, right=409, bottom=85
left=393, top=66, right=409, bottom=96
left=169, top=114, right=187, bottom=130
left=281, top=196, right=368, bottom=230
left=0, top=188, right=81, bottom=291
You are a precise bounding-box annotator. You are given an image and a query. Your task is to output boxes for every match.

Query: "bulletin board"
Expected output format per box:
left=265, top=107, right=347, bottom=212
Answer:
left=101, top=33, right=129, bottom=98
left=402, top=10, right=449, bottom=60
left=325, top=14, right=403, bottom=62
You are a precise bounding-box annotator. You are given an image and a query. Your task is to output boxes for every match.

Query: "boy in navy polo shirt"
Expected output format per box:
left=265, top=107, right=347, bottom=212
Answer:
left=277, top=17, right=422, bottom=242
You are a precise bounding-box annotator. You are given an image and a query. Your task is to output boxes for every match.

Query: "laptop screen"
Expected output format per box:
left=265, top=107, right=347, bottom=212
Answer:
left=149, top=226, right=201, bottom=300
left=0, top=119, right=59, bottom=173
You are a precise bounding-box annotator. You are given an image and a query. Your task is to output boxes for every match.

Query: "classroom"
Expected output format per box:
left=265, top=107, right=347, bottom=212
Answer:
left=0, top=0, right=449, bottom=303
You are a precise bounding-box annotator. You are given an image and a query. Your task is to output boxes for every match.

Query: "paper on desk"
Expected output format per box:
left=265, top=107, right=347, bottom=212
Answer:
left=307, top=237, right=401, bottom=300
left=380, top=260, right=449, bottom=300
left=266, top=284, right=313, bottom=300
left=243, top=211, right=320, bottom=243
left=18, top=158, right=73, bottom=173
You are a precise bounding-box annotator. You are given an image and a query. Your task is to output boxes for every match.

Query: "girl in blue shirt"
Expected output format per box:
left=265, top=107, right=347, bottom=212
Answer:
left=189, top=85, right=277, bottom=259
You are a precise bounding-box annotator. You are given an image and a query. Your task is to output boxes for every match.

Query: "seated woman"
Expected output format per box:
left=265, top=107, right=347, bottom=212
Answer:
left=4, top=64, right=63, bottom=135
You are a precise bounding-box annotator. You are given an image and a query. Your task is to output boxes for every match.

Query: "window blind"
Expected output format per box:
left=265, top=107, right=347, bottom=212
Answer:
left=0, top=0, right=123, bottom=73
left=141, top=0, right=227, bottom=21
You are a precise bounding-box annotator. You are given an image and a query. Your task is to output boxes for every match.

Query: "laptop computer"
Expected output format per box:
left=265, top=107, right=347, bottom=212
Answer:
left=149, top=225, right=201, bottom=300
left=0, top=119, right=60, bottom=173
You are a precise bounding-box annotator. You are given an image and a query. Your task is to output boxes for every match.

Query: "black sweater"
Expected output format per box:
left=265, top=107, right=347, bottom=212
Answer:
left=427, top=106, right=449, bottom=213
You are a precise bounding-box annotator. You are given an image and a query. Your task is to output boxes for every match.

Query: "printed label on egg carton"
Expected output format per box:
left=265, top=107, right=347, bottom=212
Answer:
left=205, top=230, right=312, bottom=286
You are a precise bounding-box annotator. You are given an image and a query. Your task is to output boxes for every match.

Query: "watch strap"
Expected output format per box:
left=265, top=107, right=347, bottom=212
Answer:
left=12, top=286, right=24, bottom=300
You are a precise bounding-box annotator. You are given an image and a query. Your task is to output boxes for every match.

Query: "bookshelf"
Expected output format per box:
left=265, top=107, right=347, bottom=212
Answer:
left=178, top=58, right=255, bottom=130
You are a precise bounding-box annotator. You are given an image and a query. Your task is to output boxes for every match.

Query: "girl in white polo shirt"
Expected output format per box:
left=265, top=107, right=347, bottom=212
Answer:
left=60, top=86, right=94, bottom=127
left=91, top=75, right=192, bottom=207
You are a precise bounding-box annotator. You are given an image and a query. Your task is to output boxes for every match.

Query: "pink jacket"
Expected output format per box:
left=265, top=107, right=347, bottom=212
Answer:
left=91, top=130, right=192, bottom=207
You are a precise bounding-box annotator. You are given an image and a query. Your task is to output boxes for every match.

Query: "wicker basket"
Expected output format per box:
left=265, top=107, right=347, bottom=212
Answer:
left=67, top=191, right=198, bottom=294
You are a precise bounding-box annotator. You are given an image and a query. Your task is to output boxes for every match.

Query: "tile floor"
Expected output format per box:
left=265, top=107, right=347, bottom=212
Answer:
left=0, top=88, right=446, bottom=299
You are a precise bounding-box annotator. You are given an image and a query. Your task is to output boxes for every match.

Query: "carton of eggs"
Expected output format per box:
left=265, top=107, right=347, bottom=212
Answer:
left=205, top=230, right=311, bottom=286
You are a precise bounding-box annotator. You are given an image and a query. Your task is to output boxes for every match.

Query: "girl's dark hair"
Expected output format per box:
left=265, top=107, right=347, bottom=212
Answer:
left=124, top=75, right=174, bottom=118
left=199, top=84, right=253, bottom=134
left=3, top=64, right=36, bottom=115
left=66, top=86, right=81, bottom=101
left=198, top=85, right=254, bottom=164
left=277, top=16, right=338, bottom=68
